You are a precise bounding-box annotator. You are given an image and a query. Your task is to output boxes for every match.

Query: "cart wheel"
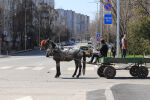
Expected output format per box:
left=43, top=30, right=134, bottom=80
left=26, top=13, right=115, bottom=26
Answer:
left=97, top=65, right=106, bottom=77
left=103, top=66, right=116, bottom=79
left=130, top=66, right=139, bottom=77
left=138, top=66, right=149, bottom=79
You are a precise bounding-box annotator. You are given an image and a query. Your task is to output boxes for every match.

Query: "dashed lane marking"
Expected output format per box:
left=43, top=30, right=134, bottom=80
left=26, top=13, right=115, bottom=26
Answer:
left=86, top=67, right=95, bottom=71
left=68, top=67, right=75, bottom=71
left=32, top=67, right=44, bottom=71
left=68, top=67, right=95, bottom=71
left=15, top=67, right=29, bottom=70
left=105, top=84, right=116, bottom=100
left=95, top=65, right=99, bottom=68
left=15, top=96, right=33, bottom=100
left=50, top=67, right=56, bottom=70
left=0, top=66, right=13, bottom=69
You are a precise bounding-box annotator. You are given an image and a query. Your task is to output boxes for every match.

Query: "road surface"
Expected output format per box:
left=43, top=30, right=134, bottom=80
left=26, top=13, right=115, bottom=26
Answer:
left=0, top=43, right=150, bottom=100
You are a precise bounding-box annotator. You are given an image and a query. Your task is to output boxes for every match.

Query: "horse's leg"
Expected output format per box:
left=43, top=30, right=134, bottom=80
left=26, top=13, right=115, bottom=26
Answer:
left=76, top=60, right=82, bottom=78
left=72, top=60, right=78, bottom=77
left=55, top=61, right=61, bottom=78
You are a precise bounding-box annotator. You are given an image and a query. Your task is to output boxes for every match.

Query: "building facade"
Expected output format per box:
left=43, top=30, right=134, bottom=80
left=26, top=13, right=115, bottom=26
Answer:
left=56, top=9, right=90, bottom=39
left=0, top=0, right=55, bottom=53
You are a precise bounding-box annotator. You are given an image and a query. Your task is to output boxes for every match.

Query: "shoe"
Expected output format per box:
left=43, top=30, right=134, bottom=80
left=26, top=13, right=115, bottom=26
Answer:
left=93, top=62, right=97, bottom=64
left=87, top=61, right=92, bottom=64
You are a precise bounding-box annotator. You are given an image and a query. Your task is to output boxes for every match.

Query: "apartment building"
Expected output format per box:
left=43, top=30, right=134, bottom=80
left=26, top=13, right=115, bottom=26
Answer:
left=56, top=9, right=89, bottom=36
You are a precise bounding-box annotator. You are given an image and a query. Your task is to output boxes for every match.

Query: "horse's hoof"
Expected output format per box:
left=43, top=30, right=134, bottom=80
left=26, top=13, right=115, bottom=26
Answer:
left=76, top=76, right=80, bottom=78
left=72, top=75, right=75, bottom=77
left=55, top=75, right=59, bottom=78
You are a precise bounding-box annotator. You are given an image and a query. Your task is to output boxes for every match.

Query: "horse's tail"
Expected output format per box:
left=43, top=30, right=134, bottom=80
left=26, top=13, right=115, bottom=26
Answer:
left=82, top=51, right=86, bottom=75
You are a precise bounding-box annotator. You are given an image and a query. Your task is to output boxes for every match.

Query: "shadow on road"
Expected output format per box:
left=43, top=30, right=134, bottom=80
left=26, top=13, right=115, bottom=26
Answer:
left=61, top=77, right=99, bottom=80
left=114, top=77, right=150, bottom=79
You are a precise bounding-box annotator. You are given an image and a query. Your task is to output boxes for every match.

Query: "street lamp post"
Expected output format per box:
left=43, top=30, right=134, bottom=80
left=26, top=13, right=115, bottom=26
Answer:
left=116, top=0, right=120, bottom=58
left=39, top=10, right=41, bottom=46
left=96, top=3, right=98, bottom=34
left=100, top=0, right=103, bottom=35
left=25, top=0, right=27, bottom=51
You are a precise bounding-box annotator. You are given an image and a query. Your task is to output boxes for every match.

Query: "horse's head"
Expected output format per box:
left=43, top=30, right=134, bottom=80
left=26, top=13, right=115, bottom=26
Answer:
left=40, top=39, right=49, bottom=51
left=40, top=39, right=57, bottom=57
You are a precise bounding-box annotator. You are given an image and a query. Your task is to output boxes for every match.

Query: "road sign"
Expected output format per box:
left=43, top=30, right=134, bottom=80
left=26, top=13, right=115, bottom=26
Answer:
left=104, top=14, right=112, bottom=24
left=96, top=34, right=103, bottom=41
left=97, top=34, right=100, bottom=38
left=104, top=2, right=112, bottom=11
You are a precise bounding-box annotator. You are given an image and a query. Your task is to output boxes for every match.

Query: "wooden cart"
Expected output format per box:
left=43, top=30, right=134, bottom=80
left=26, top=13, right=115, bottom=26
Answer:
left=97, top=57, right=150, bottom=79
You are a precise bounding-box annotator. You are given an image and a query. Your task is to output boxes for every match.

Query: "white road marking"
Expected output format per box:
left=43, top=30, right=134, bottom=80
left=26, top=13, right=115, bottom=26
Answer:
left=39, top=63, right=44, bottom=66
left=32, top=67, right=44, bottom=71
left=94, top=65, right=98, bottom=68
left=50, top=67, right=56, bottom=70
left=86, top=67, right=94, bottom=71
left=68, top=67, right=75, bottom=71
left=68, top=67, right=94, bottom=71
left=0, top=66, right=13, bottom=69
left=105, top=84, right=119, bottom=100
left=15, top=67, right=29, bottom=70
left=72, top=90, right=86, bottom=100
left=15, top=96, right=33, bottom=100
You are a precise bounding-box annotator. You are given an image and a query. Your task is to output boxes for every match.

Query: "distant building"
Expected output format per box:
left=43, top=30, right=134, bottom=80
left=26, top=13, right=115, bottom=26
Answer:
left=56, top=9, right=90, bottom=38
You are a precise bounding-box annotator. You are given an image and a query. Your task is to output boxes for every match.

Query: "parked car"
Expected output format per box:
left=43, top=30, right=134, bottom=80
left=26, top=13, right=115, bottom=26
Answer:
left=88, top=41, right=92, bottom=45
left=80, top=46, right=92, bottom=57
left=67, top=40, right=75, bottom=46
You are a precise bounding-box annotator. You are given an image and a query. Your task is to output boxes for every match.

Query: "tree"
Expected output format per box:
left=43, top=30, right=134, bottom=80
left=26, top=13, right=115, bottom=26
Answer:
left=0, top=8, right=3, bottom=37
left=38, top=3, right=58, bottom=41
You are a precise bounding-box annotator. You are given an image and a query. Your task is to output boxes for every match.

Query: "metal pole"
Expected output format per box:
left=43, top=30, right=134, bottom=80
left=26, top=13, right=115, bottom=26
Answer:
left=39, top=12, right=41, bottom=46
left=100, top=0, right=103, bottom=35
left=116, top=0, right=120, bottom=58
left=59, top=33, right=60, bottom=43
left=0, top=38, right=1, bottom=55
left=25, top=0, right=27, bottom=51
left=107, top=25, right=109, bottom=43
left=96, top=3, right=98, bottom=34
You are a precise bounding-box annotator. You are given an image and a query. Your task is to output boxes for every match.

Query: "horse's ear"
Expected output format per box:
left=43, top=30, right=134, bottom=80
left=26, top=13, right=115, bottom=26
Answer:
left=50, top=41, right=56, bottom=48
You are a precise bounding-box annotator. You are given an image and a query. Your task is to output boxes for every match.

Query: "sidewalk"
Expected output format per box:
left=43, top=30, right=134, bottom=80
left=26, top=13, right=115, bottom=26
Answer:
left=0, top=55, right=9, bottom=58
left=8, top=49, right=33, bottom=55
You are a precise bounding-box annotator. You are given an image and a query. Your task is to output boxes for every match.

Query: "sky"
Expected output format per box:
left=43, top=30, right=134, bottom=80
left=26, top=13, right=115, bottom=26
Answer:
left=55, top=0, right=99, bottom=21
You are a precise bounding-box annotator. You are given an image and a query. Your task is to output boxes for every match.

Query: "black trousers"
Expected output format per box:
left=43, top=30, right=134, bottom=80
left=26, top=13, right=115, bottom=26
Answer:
left=90, top=53, right=100, bottom=63
left=122, top=49, right=127, bottom=58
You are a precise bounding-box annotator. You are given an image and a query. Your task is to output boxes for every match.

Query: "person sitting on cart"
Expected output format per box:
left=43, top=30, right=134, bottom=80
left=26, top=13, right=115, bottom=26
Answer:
left=88, top=39, right=108, bottom=64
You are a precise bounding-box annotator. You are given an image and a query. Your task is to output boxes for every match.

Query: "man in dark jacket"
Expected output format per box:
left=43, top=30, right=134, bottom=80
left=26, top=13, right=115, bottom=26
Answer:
left=89, top=40, right=108, bottom=64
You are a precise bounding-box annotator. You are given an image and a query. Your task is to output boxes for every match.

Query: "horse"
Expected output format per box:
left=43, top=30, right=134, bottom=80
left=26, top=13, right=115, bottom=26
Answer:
left=40, top=39, right=86, bottom=78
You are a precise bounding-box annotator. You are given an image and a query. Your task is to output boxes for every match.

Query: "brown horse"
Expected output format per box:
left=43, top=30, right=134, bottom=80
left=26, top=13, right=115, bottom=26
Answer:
left=40, top=39, right=86, bottom=78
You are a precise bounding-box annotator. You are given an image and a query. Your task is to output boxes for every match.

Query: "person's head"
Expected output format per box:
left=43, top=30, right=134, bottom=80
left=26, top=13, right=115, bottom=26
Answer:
left=123, top=34, right=126, bottom=38
left=101, top=39, right=105, bottom=44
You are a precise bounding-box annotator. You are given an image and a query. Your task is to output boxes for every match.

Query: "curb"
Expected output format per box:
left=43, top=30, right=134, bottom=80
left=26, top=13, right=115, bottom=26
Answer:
left=0, top=55, right=9, bottom=58
left=8, top=49, right=33, bottom=55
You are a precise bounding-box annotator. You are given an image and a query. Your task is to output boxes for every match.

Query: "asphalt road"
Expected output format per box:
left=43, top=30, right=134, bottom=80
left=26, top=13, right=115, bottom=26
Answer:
left=0, top=43, right=150, bottom=100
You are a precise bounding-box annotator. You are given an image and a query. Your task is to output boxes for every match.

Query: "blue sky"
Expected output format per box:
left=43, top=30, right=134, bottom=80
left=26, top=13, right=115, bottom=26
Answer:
left=55, top=0, right=99, bottom=21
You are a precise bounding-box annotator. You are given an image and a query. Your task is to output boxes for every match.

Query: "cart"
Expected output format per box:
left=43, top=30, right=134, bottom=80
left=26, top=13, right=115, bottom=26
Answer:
left=97, top=57, right=150, bottom=79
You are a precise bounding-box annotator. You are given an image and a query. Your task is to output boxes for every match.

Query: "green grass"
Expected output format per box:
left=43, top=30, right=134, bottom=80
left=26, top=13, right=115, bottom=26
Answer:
left=126, top=55, right=144, bottom=58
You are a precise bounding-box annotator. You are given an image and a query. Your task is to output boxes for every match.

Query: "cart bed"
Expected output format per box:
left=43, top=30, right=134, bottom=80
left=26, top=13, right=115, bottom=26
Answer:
left=99, top=57, right=150, bottom=64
